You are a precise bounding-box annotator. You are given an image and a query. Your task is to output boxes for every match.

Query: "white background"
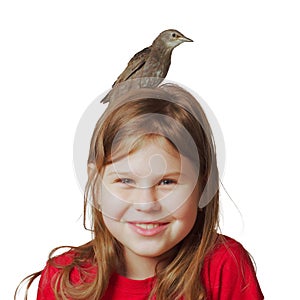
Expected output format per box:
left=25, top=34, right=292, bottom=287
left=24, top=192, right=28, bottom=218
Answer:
left=1, top=1, right=299, bottom=299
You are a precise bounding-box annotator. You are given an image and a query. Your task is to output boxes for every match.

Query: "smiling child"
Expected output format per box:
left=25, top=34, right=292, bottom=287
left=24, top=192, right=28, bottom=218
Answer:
left=16, top=83, right=263, bottom=300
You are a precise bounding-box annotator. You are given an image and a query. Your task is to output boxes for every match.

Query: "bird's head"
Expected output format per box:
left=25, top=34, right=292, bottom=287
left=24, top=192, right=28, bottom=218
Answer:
left=155, top=29, right=193, bottom=49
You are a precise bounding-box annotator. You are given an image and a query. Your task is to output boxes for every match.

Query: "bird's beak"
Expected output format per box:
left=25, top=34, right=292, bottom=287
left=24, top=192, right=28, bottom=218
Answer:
left=178, top=35, right=193, bottom=42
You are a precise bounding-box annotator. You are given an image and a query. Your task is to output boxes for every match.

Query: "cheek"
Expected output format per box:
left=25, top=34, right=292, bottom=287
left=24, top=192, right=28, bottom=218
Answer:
left=160, top=184, right=200, bottom=218
left=175, top=200, right=198, bottom=223
left=102, top=214, right=118, bottom=233
left=171, top=187, right=199, bottom=221
left=99, top=183, right=130, bottom=221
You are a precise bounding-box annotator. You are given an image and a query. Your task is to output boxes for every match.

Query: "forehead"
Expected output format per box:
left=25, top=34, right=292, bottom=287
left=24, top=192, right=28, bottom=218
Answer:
left=104, top=139, right=197, bottom=181
left=107, top=137, right=179, bottom=170
left=107, top=135, right=179, bottom=164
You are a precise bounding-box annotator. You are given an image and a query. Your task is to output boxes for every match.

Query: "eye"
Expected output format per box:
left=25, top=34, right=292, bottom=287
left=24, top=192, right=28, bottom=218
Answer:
left=121, top=178, right=134, bottom=185
left=159, top=178, right=177, bottom=185
left=172, top=33, right=176, bottom=38
left=114, top=178, right=135, bottom=185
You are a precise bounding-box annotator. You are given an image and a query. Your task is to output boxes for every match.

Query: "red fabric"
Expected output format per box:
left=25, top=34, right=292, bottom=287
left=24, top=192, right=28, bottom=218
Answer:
left=37, top=236, right=263, bottom=299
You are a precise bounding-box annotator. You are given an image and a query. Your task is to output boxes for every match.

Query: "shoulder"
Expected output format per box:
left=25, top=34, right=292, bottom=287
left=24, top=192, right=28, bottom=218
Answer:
left=40, top=250, right=78, bottom=278
left=37, top=251, right=75, bottom=300
left=202, top=235, right=253, bottom=284
left=202, top=235, right=264, bottom=300
left=206, top=235, right=250, bottom=265
left=37, top=249, right=96, bottom=300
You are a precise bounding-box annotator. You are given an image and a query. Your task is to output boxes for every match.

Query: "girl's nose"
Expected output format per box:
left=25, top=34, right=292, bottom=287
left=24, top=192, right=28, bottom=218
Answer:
left=132, top=187, right=162, bottom=212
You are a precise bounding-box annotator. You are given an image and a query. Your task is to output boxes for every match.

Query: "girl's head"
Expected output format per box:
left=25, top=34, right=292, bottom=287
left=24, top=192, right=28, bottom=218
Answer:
left=87, top=83, right=218, bottom=208
left=83, top=83, right=220, bottom=299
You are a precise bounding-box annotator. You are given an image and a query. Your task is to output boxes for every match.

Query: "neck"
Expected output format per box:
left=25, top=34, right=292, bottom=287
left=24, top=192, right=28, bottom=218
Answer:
left=157, top=44, right=173, bottom=57
left=121, top=250, right=158, bottom=279
left=152, top=39, right=174, bottom=57
left=120, top=247, right=177, bottom=280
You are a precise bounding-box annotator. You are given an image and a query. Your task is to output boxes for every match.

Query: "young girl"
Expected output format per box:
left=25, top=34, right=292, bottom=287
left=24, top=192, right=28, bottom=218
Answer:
left=16, top=83, right=264, bottom=300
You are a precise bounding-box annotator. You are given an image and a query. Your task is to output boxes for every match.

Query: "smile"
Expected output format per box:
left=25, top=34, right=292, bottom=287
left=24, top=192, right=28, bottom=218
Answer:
left=128, top=222, right=169, bottom=236
left=135, top=223, right=161, bottom=229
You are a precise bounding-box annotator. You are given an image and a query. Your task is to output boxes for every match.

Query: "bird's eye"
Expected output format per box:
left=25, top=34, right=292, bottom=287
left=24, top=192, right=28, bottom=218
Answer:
left=172, top=33, right=176, bottom=38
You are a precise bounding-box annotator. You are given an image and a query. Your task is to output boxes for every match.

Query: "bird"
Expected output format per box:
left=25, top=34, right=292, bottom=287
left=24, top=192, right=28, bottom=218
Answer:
left=100, top=29, right=193, bottom=103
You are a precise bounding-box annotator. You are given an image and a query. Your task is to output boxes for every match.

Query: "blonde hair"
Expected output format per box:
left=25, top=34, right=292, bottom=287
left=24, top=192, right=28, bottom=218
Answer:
left=16, top=83, right=220, bottom=300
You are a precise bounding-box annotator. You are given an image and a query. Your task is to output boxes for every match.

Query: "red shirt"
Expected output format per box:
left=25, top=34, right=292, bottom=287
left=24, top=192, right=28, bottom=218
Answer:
left=37, top=236, right=263, bottom=299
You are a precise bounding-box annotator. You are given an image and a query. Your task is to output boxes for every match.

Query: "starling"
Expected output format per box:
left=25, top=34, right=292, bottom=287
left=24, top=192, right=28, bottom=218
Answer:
left=101, top=29, right=193, bottom=103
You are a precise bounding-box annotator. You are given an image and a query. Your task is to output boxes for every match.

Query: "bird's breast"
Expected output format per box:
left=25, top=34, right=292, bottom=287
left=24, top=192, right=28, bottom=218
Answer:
left=142, top=57, right=171, bottom=77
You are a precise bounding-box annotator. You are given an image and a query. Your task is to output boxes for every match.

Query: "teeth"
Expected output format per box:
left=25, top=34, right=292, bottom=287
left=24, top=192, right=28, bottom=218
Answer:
left=135, top=223, right=160, bottom=230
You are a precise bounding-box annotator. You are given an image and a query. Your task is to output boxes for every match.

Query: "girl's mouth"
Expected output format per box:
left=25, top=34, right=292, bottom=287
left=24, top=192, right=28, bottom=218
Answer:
left=135, top=223, right=161, bottom=229
left=128, top=222, right=170, bottom=236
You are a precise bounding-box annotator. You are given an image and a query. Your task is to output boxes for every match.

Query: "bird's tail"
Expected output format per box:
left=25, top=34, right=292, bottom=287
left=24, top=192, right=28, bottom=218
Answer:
left=100, top=90, right=111, bottom=104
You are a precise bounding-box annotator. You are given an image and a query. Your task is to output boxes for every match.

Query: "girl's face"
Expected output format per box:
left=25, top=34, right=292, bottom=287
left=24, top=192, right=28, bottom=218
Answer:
left=99, top=139, right=200, bottom=271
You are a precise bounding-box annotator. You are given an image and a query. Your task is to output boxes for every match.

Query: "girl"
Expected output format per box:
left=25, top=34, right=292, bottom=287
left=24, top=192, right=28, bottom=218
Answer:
left=16, top=83, right=264, bottom=300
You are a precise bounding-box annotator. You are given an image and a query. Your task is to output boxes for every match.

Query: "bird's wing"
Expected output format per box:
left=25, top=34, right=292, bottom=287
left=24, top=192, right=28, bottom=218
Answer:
left=112, top=46, right=151, bottom=87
